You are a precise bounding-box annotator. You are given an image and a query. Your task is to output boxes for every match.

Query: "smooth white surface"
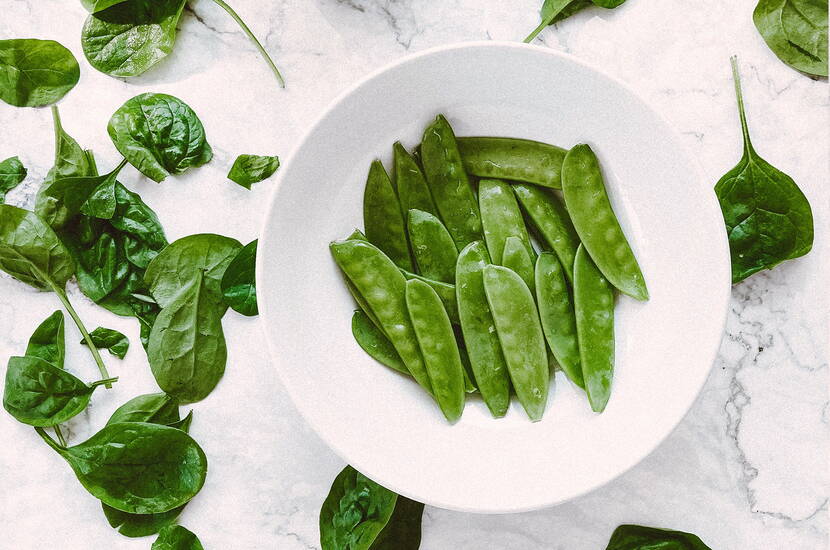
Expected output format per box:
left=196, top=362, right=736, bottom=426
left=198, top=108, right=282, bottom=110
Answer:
left=258, top=42, right=732, bottom=513
left=0, top=0, right=826, bottom=548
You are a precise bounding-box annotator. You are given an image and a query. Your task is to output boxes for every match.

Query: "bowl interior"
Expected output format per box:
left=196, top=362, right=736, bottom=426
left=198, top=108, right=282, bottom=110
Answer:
left=258, top=42, right=730, bottom=513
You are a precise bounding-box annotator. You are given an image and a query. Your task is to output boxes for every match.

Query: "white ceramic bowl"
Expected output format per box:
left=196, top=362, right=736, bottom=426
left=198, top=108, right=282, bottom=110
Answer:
left=258, top=42, right=730, bottom=513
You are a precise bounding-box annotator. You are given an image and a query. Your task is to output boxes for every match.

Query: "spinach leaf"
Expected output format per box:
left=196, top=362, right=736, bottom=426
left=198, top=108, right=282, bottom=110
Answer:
left=81, top=327, right=130, bottom=359
left=754, top=0, right=828, bottom=77
left=0, top=39, right=80, bottom=107
left=0, top=156, right=26, bottom=202
left=81, top=0, right=130, bottom=12
left=152, top=525, right=204, bottom=550
left=168, top=410, right=193, bottom=432
left=61, top=220, right=130, bottom=302
left=370, top=495, right=424, bottom=550
left=25, top=310, right=65, bottom=368
left=108, top=93, right=212, bottom=182
left=82, top=0, right=186, bottom=78
left=3, top=356, right=116, bottom=427
left=36, top=422, right=208, bottom=514
left=110, top=183, right=168, bottom=268
left=227, top=154, right=280, bottom=189
left=102, top=502, right=186, bottom=539
left=524, top=0, right=627, bottom=42
left=107, top=392, right=180, bottom=425
left=605, top=524, right=712, bottom=549
left=221, top=239, right=258, bottom=316
left=715, top=57, right=814, bottom=283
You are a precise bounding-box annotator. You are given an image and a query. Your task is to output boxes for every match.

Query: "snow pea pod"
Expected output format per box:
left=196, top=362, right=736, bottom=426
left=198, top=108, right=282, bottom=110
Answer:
left=502, top=236, right=535, bottom=294
left=573, top=245, right=614, bottom=412
left=420, top=114, right=483, bottom=249
left=535, top=252, right=583, bottom=389
left=405, top=279, right=466, bottom=423
left=329, top=239, right=431, bottom=393
left=561, top=145, right=648, bottom=301
left=457, top=136, right=566, bottom=189
left=338, top=230, right=384, bottom=330
left=483, top=265, right=549, bottom=421
left=479, top=179, right=535, bottom=265
left=400, top=270, right=459, bottom=325
left=363, top=160, right=413, bottom=271
left=513, top=183, right=580, bottom=284
left=407, top=209, right=458, bottom=283
left=394, top=142, right=438, bottom=217
left=351, top=310, right=407, bottom=375
left=456, top=241, right=510, bottom=417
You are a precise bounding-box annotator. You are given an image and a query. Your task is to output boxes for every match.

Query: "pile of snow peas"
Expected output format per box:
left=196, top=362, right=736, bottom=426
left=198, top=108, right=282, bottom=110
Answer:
left=330, top=114, right=648, bottom=423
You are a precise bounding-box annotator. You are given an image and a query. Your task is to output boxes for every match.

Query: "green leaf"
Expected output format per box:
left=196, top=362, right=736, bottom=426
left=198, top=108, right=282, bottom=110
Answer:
left=369, top=495, right=424, bottom=550
left=79, top=160, right=129, bottom=220
left=25, top=310, right=65, bottom=368
left=81, top=0, right=130, bottom=13
left=715, top=58, right=814, bottom=283
left=605, top=524, right=713, bottom=549
left=102, top=502, right=185, bottom=539
left=107, top=392, right=179, bottom=425
left=524, top=0, right=627, bottom=42
left=152, top=525, right=204, bottom=550
left=0, top=156, right=26, bottom=202
left=108, top=93, right=212, bottom=182
left=0, top=39, right=80, bottom=107
left=227, top=154, right=280, bottom=189
left=37, top=160, right=126, bottom=229
left=754, top=0, right=828, bottom=77
left=167, top=410, right=193, bottom=432
left=110, top=183, right=168, bottom=268
left=82, top=0, right=186, bottom=78
left=221, top=240, right=258, bottom=316
left=3, top=356, right=114, bottom=426
left=81, top=326, right=130, bottom=359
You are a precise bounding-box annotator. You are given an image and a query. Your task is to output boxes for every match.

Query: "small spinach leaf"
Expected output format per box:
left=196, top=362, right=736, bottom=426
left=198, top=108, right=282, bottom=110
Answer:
left=108, top=93, right=212, bottom=182
left=0, top=156, right=26, bottom=202
left=754, top=0, right=828, bottom=77
left=152, top=525, right=204, bottom=550
left=227, top=155, right=280, bottom=189
left=0, top=39, right=80, bottom=107
left=524, top=0, right=626, bottom=42
left=102, top=502, right=186, bottom=539
left=221, top=239, right=258, bottom=316
left=25, top=310, right=65, bottom=368
left=107, top=392, right=179, bottom=425
left=81, top=327, right=130, bottom=359
left=605, top=524, right=713, bottom=550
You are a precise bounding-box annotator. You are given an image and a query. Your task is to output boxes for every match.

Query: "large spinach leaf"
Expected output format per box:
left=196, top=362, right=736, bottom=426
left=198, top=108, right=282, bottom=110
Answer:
left=25, top=310, right=65, bottom=368
left=605, top=524, right=712, bottom=549
left=754, top=0, right=828, bottom=77
left=81, top=327, right=130, bottom=359
left=36, top=422, right=208, bottom=514
left=715, top=57, right=813, bottom=283
left=524, top=0, right=627, bottom=42
left=152, top=525, right=204, bottom=550
left=227, top=154, right=280, bottom=189
left=0, top=156, right=26, bottom=202
left=108, top=93, right=213, bottom=182
left=0, top=39, right=80, bottom=107
left=221, top=239, right=258, bottom=316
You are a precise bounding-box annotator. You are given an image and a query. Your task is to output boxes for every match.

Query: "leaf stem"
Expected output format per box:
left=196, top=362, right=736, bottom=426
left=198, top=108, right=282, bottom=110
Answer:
left=54, top=425, right=67, bottom=447
left=111, top=157, right=128, bottom=176
left=209, top=0, right=286, bottom=88
left=35, top=427, right=65, bottom=452
left=90, top=377, right=119, bottom=388
left=730, top=56, right=754, bottom=154
left=524, top=5, right=565, bottom=43
left=50, top=106, right=62, bottom=166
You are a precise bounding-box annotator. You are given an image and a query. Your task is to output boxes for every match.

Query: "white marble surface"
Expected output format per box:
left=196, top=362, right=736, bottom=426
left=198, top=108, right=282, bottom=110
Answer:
left=0, top=0, right=827, bottom=548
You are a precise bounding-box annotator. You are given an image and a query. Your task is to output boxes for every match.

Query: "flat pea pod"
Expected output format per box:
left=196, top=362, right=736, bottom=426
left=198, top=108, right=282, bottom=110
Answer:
left=502, top=236, right=535, bottom=294
left=561, top=145, right=648, bottom=301
left=483, top=265, right=549, bottom=421
left=330, top=239, right=431, bottom=393
left=400, top=270, right=459, bottom=325
left=457, top=137, right=566, bottom=189
left=420, top=114, right=483, bottom=249
left=535, top=252, right=583, bottom=389
left=394, top=141, right=438, bottom=217
left=339, top=229, right=384, bottom=330
left=405, top=279, right=465, bottom=423
left=407, top=209, right=458, bottom=283
left=513, top=183, right=580, bottom=284
left=479, top=179, right=535, bottom=264
left=456, top=241, right=510, bottom=417
left=573, top=244, right=614, bottom=412
left=363, top=160, right=413, bottom=271
left=351, top=310, right=407, bottom=375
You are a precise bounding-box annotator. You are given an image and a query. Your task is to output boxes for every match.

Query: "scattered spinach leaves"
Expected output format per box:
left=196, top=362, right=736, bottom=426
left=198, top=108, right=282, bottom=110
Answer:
left=0, top=39, right=80, bottom=107
left=0, top=156, right=26, bottom=202
left=524, top=0, right=627, bottom=43
left=25, top=310, right=65, bottom=368
left=81, top=326, right=130, bottom=359
left=221, top=239, right=258, bottom=316
left=754, top=0, right=828, bottom=77
left=152, top=525, right=205, bottom=550
left=605, top=524, right=713, bottom=549
left=228, top=154, right=280, bottom=189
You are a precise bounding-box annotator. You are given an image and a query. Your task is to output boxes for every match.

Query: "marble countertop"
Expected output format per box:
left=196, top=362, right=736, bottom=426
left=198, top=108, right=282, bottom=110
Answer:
left=1, top=0, right=827, bottom=548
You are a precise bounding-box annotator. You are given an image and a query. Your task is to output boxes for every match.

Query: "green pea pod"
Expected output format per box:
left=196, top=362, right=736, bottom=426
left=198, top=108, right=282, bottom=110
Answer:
left=363, top=160, right=412, bottom=271
left=483, top=265, right=549, bottom=421
left=400, top=270, right=459, bottom=325
left=405, top=279, right=465, bottom=423
left=407, top=209, right=458, bottom=283
left=394, top=141, right=438, bottom=217
left=456, top=241, right=510, bottom=417
left=573, top=245, right=615, bottom=412
left=562, top=145, right=648, bottom=301
left=513, top=183, right=580, bottom=284
left=502, top=236, right=535, bottom=294
left=479, top=179, right=535, bottom=265
left=351, top=310, right=407, bottom=375
left=457, top=137, right=566, bottom=188
left=330, top=239, right=431, bottom=393
left=535, top=252, right=583, bottom=389
left=420, top=114, right=483, bottom=249
left=457, top=344, right=478, bottom=394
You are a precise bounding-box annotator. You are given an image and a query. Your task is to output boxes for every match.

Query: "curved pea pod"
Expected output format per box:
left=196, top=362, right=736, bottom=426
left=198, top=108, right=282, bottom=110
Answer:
left=573, top=245, right=615, bottom=412
left=394, top=142, right=438, bottom=217
left=400, top=270, right=459, bottom=325
left=513, top=183, right=580, bottom=284
left=456, top=241, right=510, bottom=417
left=405, top=279, right=466, bottom=423
left=363, top=160, right=413, bottom=271
left=330, top=239, right=431, bottom=393
left=457, top=137, right=566, bottom=188
left=420, top=114, right=483, bottom=249
left=561, top=145, right=648, bottom=301
left=502, top=236, right=535, bottom=294
left=351, top=310, right=407, bottom=375
left=483, top=265, right=549, bottom=421
left=407, top=209, right=458, bottom=283
left=535, top=252, right=583, bottom=389
left=479, top=179, right=535, bottom=265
